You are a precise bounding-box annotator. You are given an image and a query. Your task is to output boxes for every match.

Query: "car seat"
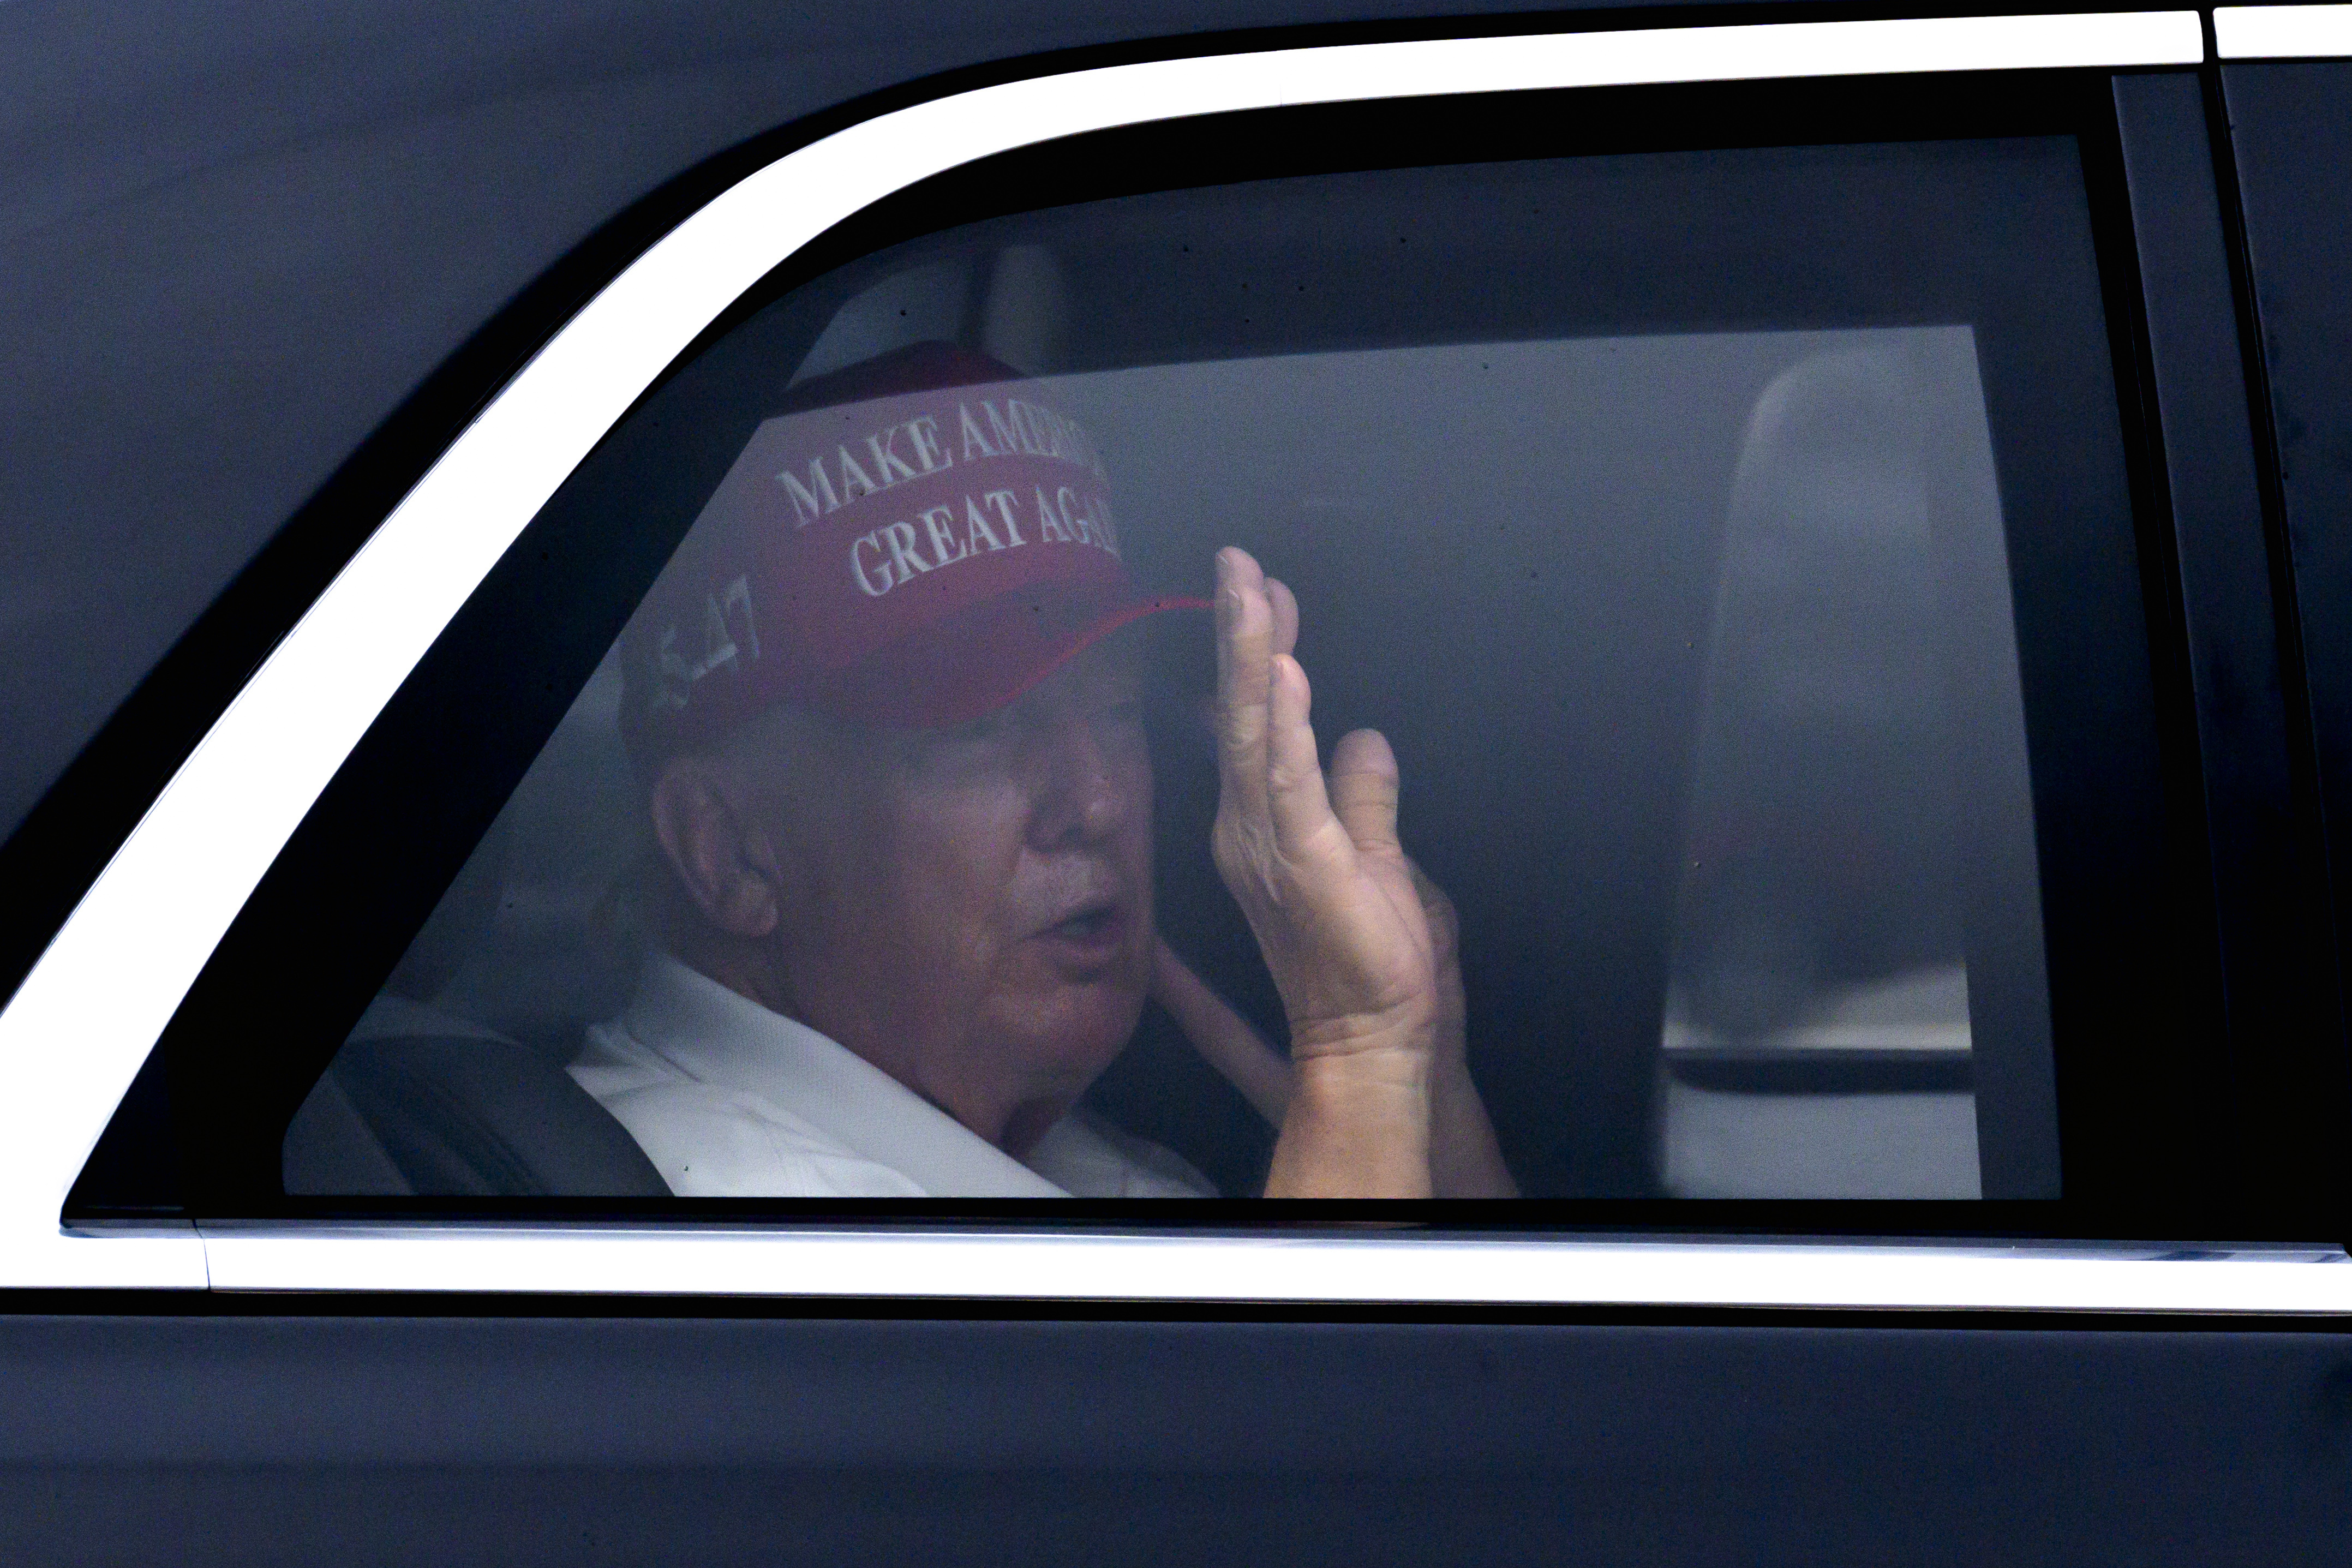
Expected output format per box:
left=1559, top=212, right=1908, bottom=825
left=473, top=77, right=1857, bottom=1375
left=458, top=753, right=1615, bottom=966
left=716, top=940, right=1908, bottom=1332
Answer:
left=281, top=659, right=667, bottom=1196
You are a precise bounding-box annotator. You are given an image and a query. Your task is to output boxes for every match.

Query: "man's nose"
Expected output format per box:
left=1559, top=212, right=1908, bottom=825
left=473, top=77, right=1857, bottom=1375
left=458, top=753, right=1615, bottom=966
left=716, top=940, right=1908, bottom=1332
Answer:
left=1026, top=710, right=1132, bottom=849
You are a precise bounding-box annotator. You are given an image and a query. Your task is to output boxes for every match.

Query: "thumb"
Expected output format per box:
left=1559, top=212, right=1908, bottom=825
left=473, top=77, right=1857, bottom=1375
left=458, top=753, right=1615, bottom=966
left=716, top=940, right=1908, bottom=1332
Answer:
left=1327, top=728, right=1401, bottom=857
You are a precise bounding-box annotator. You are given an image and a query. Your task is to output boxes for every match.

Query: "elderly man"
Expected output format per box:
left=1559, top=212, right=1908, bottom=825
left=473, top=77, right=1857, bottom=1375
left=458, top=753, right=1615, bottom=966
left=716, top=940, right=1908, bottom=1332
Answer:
left=572, top=347, right=1513, bottom=1198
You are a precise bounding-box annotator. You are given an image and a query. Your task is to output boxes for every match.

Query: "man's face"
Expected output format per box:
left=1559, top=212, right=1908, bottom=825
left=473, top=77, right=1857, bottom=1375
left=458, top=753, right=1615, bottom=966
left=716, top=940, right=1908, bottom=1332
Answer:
left=721, top=634, right=1156, bottom=1144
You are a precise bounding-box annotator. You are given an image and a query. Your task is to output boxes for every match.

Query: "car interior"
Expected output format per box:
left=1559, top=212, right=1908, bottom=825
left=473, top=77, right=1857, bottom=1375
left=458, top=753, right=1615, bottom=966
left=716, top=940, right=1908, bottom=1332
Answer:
left=281, top=139, right=2086, bottom=1201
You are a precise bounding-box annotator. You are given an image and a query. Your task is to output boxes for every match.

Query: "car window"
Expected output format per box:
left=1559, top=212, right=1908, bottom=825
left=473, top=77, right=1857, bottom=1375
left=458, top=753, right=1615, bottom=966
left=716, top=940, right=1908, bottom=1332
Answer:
left=344, top=320, right=2032, bottom=1207
left=123, top=78, right=2195, bottom=1212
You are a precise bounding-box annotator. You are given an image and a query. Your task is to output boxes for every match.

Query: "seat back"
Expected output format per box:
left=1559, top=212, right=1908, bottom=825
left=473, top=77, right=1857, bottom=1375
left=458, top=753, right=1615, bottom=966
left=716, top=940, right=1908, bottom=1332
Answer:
left=284, top=1033, right=668, bottom=1197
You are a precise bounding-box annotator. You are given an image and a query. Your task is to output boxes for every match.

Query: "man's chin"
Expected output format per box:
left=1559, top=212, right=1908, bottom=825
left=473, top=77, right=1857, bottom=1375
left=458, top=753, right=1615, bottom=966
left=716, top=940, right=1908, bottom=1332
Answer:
left=991, top=982, right=1148, bottom=1091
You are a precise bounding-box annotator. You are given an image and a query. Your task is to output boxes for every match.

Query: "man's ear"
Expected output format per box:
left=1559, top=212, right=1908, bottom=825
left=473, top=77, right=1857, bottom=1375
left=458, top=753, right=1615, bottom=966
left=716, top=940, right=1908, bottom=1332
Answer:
left=648, top=755, right=782, bottom=938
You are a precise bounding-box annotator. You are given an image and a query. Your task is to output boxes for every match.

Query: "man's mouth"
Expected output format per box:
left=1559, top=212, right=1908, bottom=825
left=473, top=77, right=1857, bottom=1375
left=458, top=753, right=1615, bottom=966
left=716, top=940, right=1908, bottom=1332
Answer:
left=1037, top=896, right=1128, bottom=960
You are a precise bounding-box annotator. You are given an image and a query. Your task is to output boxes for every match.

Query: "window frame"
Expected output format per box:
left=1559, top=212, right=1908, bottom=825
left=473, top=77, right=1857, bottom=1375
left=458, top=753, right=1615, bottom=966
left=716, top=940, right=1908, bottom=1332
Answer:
left=16, top=11, right=2333, bottom=1310
left=2215, top=3, right=2352, bottom=59
left=158, top=81, right=2184, bottom=1222
left=2106, top=67, right=2351, bottom=1240
left=2212, top=48, right=2352, bottom=1180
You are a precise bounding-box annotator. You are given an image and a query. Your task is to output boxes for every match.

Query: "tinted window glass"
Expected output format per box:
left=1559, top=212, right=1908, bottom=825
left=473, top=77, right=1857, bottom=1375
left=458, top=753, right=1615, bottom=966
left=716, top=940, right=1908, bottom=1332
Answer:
left=120, top=84, right=2191, bottom=1214
left=326, top=320, right=2039, bottom=1201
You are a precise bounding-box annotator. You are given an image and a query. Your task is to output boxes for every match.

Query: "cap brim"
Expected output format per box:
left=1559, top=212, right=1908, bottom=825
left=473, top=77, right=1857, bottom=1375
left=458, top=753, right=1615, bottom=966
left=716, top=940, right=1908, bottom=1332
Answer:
left=804, top=586, right=1212, bottom=730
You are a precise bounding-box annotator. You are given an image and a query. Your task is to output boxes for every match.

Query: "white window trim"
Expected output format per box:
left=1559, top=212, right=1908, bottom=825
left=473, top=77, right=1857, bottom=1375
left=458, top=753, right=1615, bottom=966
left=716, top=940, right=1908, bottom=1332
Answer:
left=198, top=1226, right=2352, bottom=1314
left=0, top=13, right=2217, bottom=1298
left=2215, top=4, right=2352, bottom=57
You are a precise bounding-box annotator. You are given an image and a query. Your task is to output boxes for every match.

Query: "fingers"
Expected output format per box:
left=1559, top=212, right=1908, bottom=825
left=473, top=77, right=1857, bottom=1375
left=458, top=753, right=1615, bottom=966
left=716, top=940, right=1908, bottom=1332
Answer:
left=1213, top=548, right=1273, bottom=828
left=1223, top=553, right=1397, bottom=871
left=1267, top=576, right=1299, bottom=662
left=1328, top=728, right=1402, bottom=858
left=1266, top=654, right=1342, bottom=854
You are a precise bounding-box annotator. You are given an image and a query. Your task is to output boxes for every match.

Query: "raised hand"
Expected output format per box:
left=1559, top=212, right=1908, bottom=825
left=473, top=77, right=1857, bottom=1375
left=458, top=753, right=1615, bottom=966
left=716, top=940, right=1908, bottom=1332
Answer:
left=1208, top=546, right=1440, bottom=1196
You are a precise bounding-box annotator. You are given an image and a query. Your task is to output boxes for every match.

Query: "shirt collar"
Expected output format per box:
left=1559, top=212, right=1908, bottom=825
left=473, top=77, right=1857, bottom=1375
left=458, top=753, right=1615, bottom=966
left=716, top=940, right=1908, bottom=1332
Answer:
left=618, top=953, right=1067, bottom=1197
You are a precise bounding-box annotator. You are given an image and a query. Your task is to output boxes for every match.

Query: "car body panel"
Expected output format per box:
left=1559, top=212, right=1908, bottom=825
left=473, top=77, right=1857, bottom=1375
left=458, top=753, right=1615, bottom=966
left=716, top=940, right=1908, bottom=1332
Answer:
left=7, top=1309, right=2352, bottom=1565
left=5, top=5, right=2351, bottom=1563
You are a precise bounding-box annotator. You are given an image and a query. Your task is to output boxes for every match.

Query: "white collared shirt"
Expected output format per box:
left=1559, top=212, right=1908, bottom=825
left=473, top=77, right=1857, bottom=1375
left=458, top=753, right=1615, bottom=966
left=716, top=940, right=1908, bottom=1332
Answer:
left=570, top=954, right=1215, bottom=1198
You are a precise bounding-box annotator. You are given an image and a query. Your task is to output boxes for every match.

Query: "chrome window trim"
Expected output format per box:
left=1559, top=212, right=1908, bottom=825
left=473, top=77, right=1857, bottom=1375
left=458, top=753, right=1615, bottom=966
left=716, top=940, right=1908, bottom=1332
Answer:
left=2215, top=4, right=2352, bottom=58
left=198, top=1227, right=2352, bottom=1313
left=0, top=13, right=2207, bottom=1292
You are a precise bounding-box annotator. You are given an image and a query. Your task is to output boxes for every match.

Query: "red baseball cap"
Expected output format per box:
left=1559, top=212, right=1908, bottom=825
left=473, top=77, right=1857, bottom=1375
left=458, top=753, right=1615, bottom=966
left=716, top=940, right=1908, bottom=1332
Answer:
left=621, top=343, right=1206, bottom=761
